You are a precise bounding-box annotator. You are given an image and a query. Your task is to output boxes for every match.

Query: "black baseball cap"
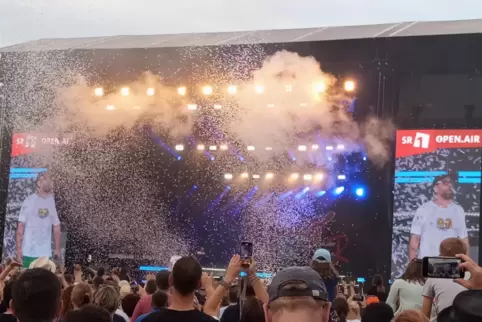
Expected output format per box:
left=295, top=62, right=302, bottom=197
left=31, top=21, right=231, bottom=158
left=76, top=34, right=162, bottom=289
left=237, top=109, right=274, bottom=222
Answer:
left=432, top=172, right=456, bottom=189
left=437, top=290, right=482, bottom=322
left=267, top=266, right=328, bottom=303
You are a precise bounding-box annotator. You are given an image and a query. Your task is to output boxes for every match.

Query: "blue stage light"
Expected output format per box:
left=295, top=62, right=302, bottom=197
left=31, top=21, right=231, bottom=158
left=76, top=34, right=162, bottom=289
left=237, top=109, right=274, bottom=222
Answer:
left=177, top=156, right=182, bottom=160
left=355, top=188, right=364, bottom=197
left=210, top=156, right=215, bottom=161
left=334, top=186, right=345, bottom=195
left=317, top=190, right=326, bottom=197
left=362, top=156, right=367, bottom=161
left=193, top=185, right=198, bottom=189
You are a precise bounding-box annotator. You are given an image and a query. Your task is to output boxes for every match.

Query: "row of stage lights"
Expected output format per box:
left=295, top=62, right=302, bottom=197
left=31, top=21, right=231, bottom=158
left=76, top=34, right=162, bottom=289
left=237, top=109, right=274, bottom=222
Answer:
left=223, top=172, right=347, bottom=181
left=174, top=143, right=346, bottom=152
left=93, top=80, right=356, bottom=98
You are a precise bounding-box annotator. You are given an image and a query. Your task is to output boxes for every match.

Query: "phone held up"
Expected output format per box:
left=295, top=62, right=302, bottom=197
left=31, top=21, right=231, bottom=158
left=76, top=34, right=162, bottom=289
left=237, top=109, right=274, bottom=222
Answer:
left=240, top=241, right=253, bottom=268
left=422, top=256, right=464, bottom=279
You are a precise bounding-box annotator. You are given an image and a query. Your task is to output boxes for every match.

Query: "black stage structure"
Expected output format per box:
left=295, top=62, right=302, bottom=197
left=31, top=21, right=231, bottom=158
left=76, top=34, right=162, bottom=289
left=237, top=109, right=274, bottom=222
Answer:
left=0, top=19, right=482, bottom=279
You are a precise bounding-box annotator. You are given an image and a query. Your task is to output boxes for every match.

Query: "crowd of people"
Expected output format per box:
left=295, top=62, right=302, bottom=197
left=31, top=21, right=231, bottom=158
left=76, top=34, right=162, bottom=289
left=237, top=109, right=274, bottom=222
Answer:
left=0, top=237, right=481, bottom=322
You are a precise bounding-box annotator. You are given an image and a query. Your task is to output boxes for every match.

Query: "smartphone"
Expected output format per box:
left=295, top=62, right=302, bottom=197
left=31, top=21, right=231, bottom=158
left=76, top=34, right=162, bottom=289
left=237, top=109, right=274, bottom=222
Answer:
left=422, top=256, right=464, bottom=279
left=356, top=277, right=366, bottom=283
left=240, top=242, right=253, bottom=267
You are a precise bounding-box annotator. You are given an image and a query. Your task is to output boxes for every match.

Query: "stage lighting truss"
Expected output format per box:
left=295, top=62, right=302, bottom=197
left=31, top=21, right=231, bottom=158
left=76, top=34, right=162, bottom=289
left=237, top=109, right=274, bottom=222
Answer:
left=223, top=172, right=335, bottom=182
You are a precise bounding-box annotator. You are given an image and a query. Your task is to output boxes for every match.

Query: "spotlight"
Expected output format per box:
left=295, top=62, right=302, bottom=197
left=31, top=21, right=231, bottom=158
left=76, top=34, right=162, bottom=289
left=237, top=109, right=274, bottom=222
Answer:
left=247, top=146, right=255, bottom=151
left=303, top=174, right=313, bottom=181
left=224, top=173, right=233, bottom=180
left=317, top=190, right=326, bottom=197
left=265, top=172, right=274, bottom=179
left=219, top=144, right=228, bottom=151
left=326, top=146, right=334, bottom=151
left=337, top=174, right=346, bottom=180
left=298, top=145, right=307, bottom=151
left=265, top=147, right=273, bottom=151
left=227, top=85, right=237, bottom=95
left=344, top=80, right=355, bottom=92
left=355, top=188, right=365, bottom=197
left=121, top=87, right=130, bottom=96
left=255, top=85, right=264, bottom=94
left=285, top=85, right=293, bottom=92
left=175, top=144, right=184, bottom=151
left=314, top=173, right=324, bottom=181
left=187, top=104, right=198, bottom=110
left=147, top=88, right=155, bottom=96
left=202, top=86, right=213, bottom=96
left=197, top=144, right=205, bottom=151
left=252, top=174, right=260, bottom=179
left=209, top=145, right=217, bottom=151
left=94, top=87, right=104, bottom=96
left=240, top=172, right=249, bottom=179
left=312, top=144, right=319, bottom=150
left=313, top=82, right=326, bottom=93
left=336, top=144, right=345, bottom=150
left=363, top=156, right=367, bottom=161
left=334, top=186, right=345, bottom=195
left=290, top=173, right=299, bottom=180
left=106, top=105, right=116, bottom=110
left=178, top=87, right=187, bottom=96
left=213, top=104, right=222, bottom=110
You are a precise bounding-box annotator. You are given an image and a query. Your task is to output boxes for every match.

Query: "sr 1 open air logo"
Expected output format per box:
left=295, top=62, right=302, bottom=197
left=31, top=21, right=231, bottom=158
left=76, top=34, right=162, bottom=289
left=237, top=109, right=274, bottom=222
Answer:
left=401, top=132, right=430, bottom=149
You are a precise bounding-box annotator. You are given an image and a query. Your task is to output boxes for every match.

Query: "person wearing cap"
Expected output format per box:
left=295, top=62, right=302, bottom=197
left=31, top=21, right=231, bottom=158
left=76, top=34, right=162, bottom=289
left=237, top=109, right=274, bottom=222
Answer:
left=311, top=248, right=339, bottom=303
left=409, top=173, right=469, bottom=261
left=264, top=266, right=331, bottom=322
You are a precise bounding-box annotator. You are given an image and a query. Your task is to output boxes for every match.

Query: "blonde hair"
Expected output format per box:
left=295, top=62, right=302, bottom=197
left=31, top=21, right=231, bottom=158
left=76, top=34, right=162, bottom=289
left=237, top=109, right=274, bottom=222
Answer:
left=268, top=282, right=329, bottom=315
left=71, top=283, right=93, bottom=309
left=93, top=285, right=120, bottom=314
left=394, top=310, right=429, bottom=322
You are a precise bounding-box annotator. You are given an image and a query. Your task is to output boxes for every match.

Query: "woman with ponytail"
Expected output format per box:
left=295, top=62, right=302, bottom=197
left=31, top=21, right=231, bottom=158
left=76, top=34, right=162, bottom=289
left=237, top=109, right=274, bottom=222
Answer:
left=71, top=283, right=93, bottom=310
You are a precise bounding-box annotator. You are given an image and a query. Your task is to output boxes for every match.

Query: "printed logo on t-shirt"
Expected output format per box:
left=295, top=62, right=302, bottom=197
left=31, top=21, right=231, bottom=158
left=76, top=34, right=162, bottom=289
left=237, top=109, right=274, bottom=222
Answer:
left=37, top=208, right=49, bottom=219
left=436, top=218, right=452, bottom=230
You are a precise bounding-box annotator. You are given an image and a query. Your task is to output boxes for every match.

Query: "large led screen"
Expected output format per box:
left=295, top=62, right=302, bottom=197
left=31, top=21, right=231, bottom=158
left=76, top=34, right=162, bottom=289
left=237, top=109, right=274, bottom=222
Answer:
left=391, top=129, right=481, bottom=279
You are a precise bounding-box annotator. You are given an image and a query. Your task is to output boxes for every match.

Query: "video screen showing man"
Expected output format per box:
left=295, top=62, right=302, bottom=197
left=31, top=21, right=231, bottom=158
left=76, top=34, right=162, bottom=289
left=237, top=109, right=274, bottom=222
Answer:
left=16, top=172, right=61, bottom=267
left=409, top=173, right=469, bottom=260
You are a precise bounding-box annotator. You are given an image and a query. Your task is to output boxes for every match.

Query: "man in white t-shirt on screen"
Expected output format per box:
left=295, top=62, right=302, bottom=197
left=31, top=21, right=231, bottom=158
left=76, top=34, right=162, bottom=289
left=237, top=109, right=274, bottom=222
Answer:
left=16, top=171, right=61, bottom=268
left=409, top=173, right=469, bottom=261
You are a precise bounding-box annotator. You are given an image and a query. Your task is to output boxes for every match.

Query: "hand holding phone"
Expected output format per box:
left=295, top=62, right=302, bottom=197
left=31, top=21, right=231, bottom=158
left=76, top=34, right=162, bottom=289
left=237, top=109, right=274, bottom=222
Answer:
left=422, top=256, right=464, bottom=279
left=240, top=242, right=253, bottom=268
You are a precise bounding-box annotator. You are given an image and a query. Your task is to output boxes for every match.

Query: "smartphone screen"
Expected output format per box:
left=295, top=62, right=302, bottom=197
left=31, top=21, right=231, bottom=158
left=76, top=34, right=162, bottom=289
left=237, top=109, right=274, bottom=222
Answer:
left=240, top=242, right=253, bottom=266
left=422, top=256, right=464, bottom=279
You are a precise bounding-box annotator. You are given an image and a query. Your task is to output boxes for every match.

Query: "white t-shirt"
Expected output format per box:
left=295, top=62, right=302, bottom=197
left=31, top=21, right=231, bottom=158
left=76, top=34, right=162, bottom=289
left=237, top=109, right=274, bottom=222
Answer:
left=410, top=201, right=467, bottom=259
left=18, top=193, right=60, bottom=257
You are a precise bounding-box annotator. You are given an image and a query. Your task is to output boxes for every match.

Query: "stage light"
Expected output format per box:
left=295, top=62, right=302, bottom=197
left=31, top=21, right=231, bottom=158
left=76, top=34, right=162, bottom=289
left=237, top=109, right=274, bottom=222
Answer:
left=187, top=104, right=198, bottom=110
left=312, top=144, right=319, bottom=150
left=219, top=144, right=228, bottom=151
left=247, top=146, right=255, bottom=151
left=106, top=105, right=116, bottom=110
left=317, top=190, right=326, bottom=197
left=337, top=144, right=345, bottom=150
left=240, top=172, right=249, bottom=179
left=290, top=173, right=299, bottom=180
left=267, top=104, right=275, bottom=108
left=94, top=87, right=104, bottom=96
left=334, top=186, right=345, bottom=195
left=213, top=104, right=222, bottom=110
left=147, top=88, right=155, bottom=96
left=326, top=146, right=334, bottom=151
left=227, top=85, right=237, bottom=95
left=202, top=86, right=213, bottom=95
left=298, top=145, right=307, bottom=151
left=209, top=145, right=217, bottom=151
left=177, top=156, right=182, bottom=160
left=363, top=156, right=367, bottom=161
left=285, top=85, right=293, bottom=92
left=252, top=174, right=260, bottom=179
left=265, top=147, right=273, bottom=151
left=314, top=82, right=326, bottom=93
left=314, top=173, right=324, bottom=181
left=255, top=85, right=265, bottom=94
left=178, top=87, right=187, bottom=96
left=121, top=87, right=130, bottom=96
left=344, top=80, right=355, bottom=92
left=197, top=144, right=205, bottom=151
left=303, top=174, right=313, bottom=181
left=265, top=172, right=274, bottom=179
left=175, top=144, right=184, bottom=151
left=355, top=188, right=365, bottom=197
left=224, top=173, right=233, bottom=180
left=337, top=174, right=346, bottom=180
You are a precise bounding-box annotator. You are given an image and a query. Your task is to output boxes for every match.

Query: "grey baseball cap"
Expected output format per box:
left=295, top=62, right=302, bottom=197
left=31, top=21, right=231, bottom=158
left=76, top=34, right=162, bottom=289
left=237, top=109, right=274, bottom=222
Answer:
left=268, top=266, right=328, bottom=303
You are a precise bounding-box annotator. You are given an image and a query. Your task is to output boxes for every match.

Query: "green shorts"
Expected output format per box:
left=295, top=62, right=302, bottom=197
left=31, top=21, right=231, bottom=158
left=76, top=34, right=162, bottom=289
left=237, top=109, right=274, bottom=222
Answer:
left=22, top=256, right=39, bottom=268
